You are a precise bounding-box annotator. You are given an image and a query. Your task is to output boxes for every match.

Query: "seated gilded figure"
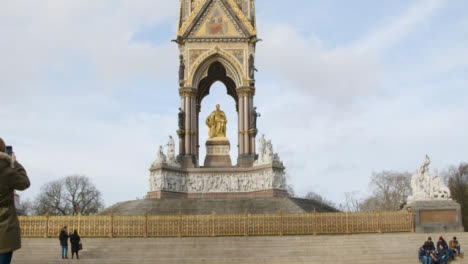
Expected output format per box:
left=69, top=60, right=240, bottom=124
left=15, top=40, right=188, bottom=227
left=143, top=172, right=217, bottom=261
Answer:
left=206, top=104, right=227, bottom=139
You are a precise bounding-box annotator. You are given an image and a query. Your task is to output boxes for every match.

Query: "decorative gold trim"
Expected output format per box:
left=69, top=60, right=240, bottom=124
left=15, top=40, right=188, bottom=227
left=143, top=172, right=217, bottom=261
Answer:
left=177, top=129, right=197, bottom=135
left=179, top=87, right=197, bottom=97
left=189, top=47, right=244, bottom=87
left=238, top=128, right=257, bottom=135
left=178, top=0, right=256, bottom=37
left=226, top=0, right=256, bottom=35
left=236, top=86, right=255, bottom=97
left=248, top=128, right=257, bottom=134
left=178, top=0, right=207, bottom=36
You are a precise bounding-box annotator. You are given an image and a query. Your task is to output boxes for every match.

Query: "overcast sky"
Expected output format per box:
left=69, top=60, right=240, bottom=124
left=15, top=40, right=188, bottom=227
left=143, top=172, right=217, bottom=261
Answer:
left=1, top=0, right=467, bottom=207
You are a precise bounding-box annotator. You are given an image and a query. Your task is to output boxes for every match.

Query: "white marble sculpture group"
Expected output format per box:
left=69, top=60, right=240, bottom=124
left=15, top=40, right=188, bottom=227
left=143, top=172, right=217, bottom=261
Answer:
left=153, top=136, right=179, bottom=167
left=150, top=135, right=286, bottom=194
left=254, top=134, right=282, bottom=166
left=407, top=155, right=451, bottom=203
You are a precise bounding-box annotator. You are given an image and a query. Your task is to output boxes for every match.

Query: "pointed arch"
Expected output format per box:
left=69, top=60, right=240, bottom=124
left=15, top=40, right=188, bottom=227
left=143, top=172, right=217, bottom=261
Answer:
left=190, top=49, right=244, bottom=89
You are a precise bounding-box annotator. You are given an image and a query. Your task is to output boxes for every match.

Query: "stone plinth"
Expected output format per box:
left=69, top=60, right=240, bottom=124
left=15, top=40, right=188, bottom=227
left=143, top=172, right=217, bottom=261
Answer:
left=405, top=200, right=464, bottom=233
left=204, top=138, right=232, bottom=168
left=148, top=163, right=287, bottom=199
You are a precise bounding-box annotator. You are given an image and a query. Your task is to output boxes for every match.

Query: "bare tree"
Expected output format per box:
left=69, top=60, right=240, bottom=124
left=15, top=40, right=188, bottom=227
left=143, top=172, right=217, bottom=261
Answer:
left=35, top=180, right=69, bottom=215
left=446, top=163, right=468, bottom=230
left=343, top=171, right=411, bottom=212
left=339, top=191, right=363, bottom=212
left=304, top=191, right=337, bottom=209
left=16, top=199, right=34, bottom=216
left=286, top=184, right=296, bottom=197
left=34, top=175, right=104, bottom=216
left=364, top=171, right=411, bottom=211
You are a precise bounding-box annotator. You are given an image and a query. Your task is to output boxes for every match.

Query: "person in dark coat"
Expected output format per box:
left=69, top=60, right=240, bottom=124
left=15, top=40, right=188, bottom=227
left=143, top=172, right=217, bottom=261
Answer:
left=423, top=237, right=435, bottom=253
left=0, top=138, right=31, bottom=264
left=437, top=236, right=455, bottom=260
left=59, top=226, right=69, bottom=259
left=435, top=244, right=449, bottom=264
left=69, top=230, right=81, bottom=259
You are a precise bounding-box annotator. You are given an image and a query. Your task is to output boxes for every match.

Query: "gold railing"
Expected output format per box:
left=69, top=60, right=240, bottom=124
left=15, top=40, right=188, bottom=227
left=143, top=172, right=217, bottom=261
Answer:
left=19, top=210, right=414, bottom=238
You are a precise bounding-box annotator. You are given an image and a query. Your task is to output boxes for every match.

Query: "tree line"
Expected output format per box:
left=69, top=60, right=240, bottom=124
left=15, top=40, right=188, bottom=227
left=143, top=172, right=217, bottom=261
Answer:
left=18, top=162, right=468, bottom=231
left=288, top=162, right=468, bottom=230
left=17, top=175, right=104, bottom=216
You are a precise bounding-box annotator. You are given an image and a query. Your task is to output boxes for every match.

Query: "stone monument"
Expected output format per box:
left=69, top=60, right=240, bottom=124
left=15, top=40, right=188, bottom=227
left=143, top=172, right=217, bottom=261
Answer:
left=146, top=0, right=288, bottom=199
left=405, top=155, right=464, bottom=233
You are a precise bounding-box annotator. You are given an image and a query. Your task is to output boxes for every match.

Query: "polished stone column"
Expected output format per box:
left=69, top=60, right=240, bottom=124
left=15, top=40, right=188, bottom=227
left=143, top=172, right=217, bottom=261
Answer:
left=238, top=97, right=244, bottom=155
left=236, top=86, right=256, bottom=167
left=178, top=87, right=197, bottom=168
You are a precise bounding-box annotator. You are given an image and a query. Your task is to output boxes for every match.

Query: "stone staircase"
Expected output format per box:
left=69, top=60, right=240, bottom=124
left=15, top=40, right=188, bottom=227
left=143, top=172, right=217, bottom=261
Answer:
left=99, top=197, right=338, bottom=215
left=12, top=232, right=467, bottom=264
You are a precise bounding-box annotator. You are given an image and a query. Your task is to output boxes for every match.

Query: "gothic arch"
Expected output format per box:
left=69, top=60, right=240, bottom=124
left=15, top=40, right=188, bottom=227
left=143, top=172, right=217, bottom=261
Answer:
left=190, top=48, right=244, bottom=89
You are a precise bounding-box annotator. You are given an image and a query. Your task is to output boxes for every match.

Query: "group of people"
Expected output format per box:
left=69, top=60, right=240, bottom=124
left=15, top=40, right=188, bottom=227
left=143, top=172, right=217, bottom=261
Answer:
left=59, top=226, right=82, bottom=259
left=419, top=236, right=463, bottom=264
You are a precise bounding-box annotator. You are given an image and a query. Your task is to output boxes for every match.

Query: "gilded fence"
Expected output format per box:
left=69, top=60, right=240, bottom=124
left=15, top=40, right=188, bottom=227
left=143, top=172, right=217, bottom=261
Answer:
left=18, top=211, right=414, bottom=238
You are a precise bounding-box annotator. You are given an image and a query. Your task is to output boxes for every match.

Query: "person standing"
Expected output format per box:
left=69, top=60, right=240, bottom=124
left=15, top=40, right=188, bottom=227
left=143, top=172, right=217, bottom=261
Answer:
left=0, top=138, right=31, bottom=264
left=59, top=226, right=69, bottom=259
left=70, top=230, right=81, bottom=260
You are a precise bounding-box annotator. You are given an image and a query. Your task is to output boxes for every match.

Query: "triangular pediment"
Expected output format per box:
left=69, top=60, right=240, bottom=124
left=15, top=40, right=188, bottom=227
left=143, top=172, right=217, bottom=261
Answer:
left=178, top=0, right=256, bottom=38
left=193, top=1, right=243, bottom=38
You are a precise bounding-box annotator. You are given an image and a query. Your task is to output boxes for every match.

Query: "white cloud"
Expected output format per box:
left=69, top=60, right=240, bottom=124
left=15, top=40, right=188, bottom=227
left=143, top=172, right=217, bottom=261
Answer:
left=353, top=0, right=446, bottom=54
left=257, top=23, right=382, bottom=106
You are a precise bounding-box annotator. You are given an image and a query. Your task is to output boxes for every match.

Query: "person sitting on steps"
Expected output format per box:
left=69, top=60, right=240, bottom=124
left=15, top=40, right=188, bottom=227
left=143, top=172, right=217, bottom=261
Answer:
left=423, top=237, right=435, bottom=253
left=437, top=236, right=455, bottom=260
left=418, top=246, right=434, bottom=264
left=449, top=237, right=462, bottom=258
left=435, top=244, right=449, bottom=264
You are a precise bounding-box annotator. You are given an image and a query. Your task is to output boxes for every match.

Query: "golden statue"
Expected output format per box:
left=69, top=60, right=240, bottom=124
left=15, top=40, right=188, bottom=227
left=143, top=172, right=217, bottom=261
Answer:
left=206, top=104, right=227, bottom=139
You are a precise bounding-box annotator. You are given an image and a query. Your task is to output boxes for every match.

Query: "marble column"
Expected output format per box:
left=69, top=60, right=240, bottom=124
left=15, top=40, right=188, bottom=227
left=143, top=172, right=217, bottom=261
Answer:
left=178, top=87, right=197, bottom=168
left=236, top=86, right=256, bottom=167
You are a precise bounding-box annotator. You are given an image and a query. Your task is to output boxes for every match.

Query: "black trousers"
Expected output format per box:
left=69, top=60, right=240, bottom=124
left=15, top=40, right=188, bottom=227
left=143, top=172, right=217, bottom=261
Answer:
left=72, top=250, right=79, bottom=259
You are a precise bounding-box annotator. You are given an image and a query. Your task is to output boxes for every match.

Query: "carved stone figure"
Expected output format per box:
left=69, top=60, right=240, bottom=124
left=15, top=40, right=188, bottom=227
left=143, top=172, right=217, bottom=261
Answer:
left=206, top=104, right=227, bottom=138
left=178, top=108, right=185, bottom=130
left=254, top=135, right=282, bottom=166
left=248, top=54, right=257, bottom=79
left=153, top=146, right=167, bottom=166
left=250, top=107, right=260, bottom=129
left=408, top=155, right=451, bottom=202
left=179, top=55, right=185, bottom=83
left=258, top=134, right=265, bottom=154
left=420, top=155, right=430, bottom=174
left=166, top=136, right=176, bottom=164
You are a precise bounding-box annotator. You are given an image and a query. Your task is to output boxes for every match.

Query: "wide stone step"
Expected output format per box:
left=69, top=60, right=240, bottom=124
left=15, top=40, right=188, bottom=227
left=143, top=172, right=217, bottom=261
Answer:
left=12, top=233, right=468, bottom=264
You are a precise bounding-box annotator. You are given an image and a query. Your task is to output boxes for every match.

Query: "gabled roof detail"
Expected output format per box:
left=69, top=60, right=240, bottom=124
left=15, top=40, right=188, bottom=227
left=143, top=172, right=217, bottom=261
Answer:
left=178, top=0, right=256, bottom=38
left=191, top=1, right=244, bottom=38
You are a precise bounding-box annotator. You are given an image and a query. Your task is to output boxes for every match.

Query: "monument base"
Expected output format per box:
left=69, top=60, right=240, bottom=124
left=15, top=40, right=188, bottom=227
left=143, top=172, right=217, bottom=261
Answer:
left=102, top=197, right=337, bottom=215
left=237, top=154, right=255, bottom=168
left=405, top=200, right=464, bottom=233
left=204, top=138, right=232, bottom=167
left=148, top=163, right=287, bottom=199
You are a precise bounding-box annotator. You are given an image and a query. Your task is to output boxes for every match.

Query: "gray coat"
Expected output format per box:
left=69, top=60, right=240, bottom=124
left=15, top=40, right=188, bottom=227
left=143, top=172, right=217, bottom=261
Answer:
left=0, top=152, right=30, bottom=254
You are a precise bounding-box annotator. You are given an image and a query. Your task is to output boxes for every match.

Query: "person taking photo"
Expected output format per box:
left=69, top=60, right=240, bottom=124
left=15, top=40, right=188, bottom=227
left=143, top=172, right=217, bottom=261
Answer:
left=0, top=138, right=31, bottom=264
